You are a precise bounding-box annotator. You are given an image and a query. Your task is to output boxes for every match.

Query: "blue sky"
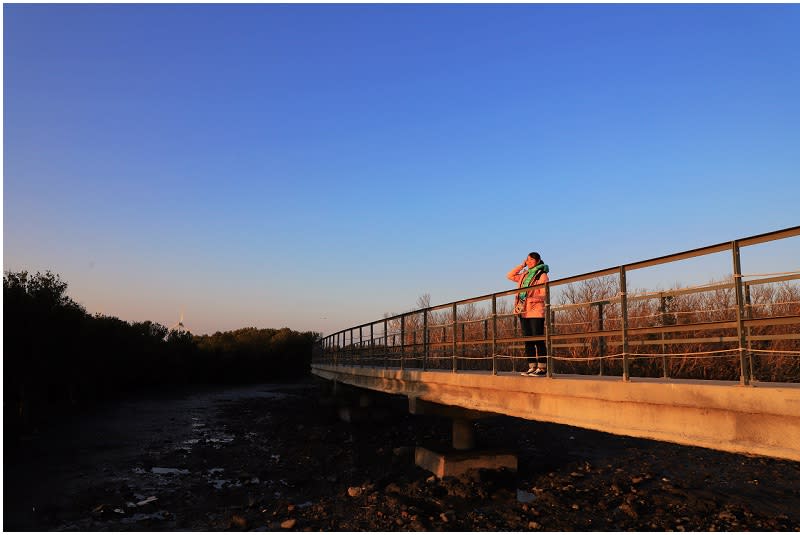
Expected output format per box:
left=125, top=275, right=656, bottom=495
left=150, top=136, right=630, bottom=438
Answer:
left=4, top=4, right=799, bottom=335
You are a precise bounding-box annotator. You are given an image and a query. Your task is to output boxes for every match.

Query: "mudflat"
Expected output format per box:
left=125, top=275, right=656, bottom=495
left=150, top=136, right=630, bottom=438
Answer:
left=4, top=380, right=799, bottom=531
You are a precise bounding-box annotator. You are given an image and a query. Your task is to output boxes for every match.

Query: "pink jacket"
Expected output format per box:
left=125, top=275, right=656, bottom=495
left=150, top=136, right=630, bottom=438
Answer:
left=507, top=263, right=549, bottom=318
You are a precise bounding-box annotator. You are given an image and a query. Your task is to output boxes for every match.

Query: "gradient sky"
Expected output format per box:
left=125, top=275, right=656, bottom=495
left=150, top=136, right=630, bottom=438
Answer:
left=4, top=4, right=799, bottom=336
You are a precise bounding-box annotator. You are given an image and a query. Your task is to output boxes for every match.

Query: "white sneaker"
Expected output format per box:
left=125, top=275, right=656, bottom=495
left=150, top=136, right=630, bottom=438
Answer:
left=521, top=364, right=536, bottom=376
left=530, top=368, right=547, bottom=377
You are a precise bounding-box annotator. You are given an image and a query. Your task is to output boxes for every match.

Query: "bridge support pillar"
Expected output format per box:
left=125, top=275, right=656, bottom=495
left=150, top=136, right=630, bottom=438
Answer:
left=452, top=418, right=475, bottom=451
left=319, top=381, right=388, bottom=424
left=409, top=397, right=517, bottom=478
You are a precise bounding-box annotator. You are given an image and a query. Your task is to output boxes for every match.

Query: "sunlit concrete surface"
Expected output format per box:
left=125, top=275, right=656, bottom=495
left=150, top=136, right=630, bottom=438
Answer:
left=415, top=447, right=518, bottom=478
left=311, top=364, right=800, bottom=462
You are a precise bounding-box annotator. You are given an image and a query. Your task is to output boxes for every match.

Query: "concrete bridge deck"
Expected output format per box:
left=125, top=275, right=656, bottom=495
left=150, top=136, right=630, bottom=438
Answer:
left=311, top=363, right=800, bottom=462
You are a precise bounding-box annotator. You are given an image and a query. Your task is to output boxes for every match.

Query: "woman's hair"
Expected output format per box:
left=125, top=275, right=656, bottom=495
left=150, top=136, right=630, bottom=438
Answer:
left=528, top=252, right=541, bottom=262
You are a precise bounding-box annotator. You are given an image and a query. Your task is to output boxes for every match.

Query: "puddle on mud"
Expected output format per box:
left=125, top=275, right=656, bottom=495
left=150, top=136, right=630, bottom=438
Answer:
left=120, top=511, right=171, bottom=524
left=151, top=467, right=190, bottom=475
left=180, top=414, right=235, bottom=453
left=11, top=385, right=305, bottom=531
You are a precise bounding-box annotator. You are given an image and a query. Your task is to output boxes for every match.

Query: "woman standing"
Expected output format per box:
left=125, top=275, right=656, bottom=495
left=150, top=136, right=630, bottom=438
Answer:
left=507, top=252, right=550, bottom=376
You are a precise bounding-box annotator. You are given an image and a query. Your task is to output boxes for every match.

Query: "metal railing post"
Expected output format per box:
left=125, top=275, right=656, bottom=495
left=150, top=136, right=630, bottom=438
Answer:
left=400, top=315, right=405, bottom=371
left=732, top=241, right=750, bottom=385
left=369, top=323, right=374, bottom=366
left=620, top=266, right=630, bottom=382
left=659, top=294, right=668, bottom=378
left=358, top=326, right=363, bottom=367
left=452, top=303, right=458, bottom=373
left=423, top=309, right=428, bottom=371
left=383, top=319, right=388, bottom=369
left=745, top=281, right=754, bottom=381
left=412, top=329, right=417, bottom=368
left=492, top=295, right=498, bottom=375
left=545, top=282, right=553, bottom=378
left=597, top=301, right=605, bottom=377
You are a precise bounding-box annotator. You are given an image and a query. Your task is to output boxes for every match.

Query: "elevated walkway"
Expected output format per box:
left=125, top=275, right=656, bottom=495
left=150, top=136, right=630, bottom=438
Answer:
left=312, top=363, right=800, bottom=462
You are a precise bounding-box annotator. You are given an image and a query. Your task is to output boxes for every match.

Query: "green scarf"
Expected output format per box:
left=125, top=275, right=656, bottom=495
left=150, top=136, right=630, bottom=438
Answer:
left=518, top=263, right=549, bottom=302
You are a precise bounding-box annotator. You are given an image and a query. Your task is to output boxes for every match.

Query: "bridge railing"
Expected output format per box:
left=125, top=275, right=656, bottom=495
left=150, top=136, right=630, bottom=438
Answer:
left=316, top=227, right=800, bottom=385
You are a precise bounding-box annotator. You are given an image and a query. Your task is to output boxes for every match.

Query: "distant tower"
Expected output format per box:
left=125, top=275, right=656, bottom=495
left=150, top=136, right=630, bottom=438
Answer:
left=170, top=310, right=188, bottom=333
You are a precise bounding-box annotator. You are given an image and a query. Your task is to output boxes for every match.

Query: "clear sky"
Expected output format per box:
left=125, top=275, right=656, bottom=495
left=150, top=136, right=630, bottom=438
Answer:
left=4, top=4, right=799, bottom=336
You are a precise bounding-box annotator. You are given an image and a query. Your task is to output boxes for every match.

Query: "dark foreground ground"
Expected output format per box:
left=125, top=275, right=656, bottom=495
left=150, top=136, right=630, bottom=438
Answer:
left=4, top=379, right=800, bottom=531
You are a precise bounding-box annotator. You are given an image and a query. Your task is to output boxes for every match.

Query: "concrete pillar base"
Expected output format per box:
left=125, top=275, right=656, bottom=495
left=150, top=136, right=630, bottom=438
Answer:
left=414, top=446, right=517, bottom=478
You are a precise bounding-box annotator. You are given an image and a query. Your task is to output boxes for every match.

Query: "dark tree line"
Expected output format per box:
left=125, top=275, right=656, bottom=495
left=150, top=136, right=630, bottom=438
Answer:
left=4, top=270, right=320, bottom=438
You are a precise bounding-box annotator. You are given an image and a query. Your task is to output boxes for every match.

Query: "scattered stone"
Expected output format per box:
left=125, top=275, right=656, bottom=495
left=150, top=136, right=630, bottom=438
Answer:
left=409, top=519, right=426, bottom=531
left=619, top=503, right=638, bottom=519
left=230, top=514, right=247, bottom=528
left=136, top=496, right=158, bottom=507
left=384, top=483, right=402, bottom=494
left=516, top=489, right=537, bottom=503
left=14, top=383, right=800, bottom=532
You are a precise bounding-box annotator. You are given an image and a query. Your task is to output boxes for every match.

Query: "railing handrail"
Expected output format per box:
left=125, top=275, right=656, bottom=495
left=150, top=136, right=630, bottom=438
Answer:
left=320, top=226, right=799, bottom=385
left=326, top=225, right=800, bottom=337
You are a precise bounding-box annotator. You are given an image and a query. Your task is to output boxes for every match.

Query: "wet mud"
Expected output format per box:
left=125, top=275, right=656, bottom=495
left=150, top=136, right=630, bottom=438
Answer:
left=4, top=380, right=800, bottom=531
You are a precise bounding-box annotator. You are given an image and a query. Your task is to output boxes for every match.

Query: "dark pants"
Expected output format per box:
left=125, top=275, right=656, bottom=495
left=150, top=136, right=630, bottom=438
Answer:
left=519, top=317, right=547, bottom=367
